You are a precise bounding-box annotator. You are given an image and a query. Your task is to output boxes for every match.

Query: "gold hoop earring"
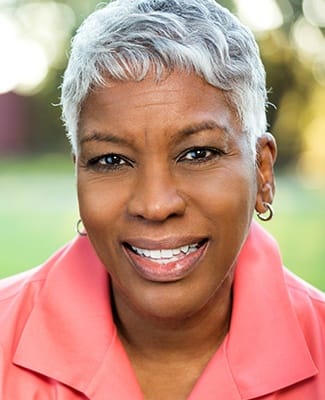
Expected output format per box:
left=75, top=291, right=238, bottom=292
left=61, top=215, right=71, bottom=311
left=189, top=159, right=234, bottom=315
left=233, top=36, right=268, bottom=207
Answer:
left=76, top=219, right=87, bottom=236
left=257, top=202, right=274, bottom=222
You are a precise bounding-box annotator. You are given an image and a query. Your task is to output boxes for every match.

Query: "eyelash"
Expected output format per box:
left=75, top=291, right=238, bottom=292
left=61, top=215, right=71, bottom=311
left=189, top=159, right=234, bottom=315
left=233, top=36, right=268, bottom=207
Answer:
left=178, top=147, right=225, bottom=164
left=87, top=154, right=133, bottom=171
left=86, top=147, right=225, bottom=172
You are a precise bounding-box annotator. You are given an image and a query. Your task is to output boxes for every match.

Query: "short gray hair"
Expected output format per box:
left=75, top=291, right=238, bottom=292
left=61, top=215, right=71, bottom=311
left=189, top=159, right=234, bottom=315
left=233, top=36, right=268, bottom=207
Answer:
left=61, top=0, right=268, bottom=155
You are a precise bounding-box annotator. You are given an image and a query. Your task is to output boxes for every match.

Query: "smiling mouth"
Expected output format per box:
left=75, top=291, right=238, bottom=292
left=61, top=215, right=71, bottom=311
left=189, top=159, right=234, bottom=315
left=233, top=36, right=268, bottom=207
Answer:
left=123, top=239, right=208, bottom=282
left=125, top=240, right=206, bottom=263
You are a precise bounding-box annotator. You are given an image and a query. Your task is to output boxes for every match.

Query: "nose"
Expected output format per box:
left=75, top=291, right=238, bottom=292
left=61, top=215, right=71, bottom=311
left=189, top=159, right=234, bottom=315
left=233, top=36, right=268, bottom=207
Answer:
left=127, top=167, right=186, bottom=222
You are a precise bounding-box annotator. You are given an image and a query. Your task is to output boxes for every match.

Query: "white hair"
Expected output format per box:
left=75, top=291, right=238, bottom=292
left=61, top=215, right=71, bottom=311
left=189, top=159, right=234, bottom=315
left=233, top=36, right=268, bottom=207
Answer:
left=61, top=0, right=268, bottom=156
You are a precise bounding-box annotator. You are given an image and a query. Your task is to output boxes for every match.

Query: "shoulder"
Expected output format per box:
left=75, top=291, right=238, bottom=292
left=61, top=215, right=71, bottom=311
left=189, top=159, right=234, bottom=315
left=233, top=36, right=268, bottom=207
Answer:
left=0, top=265, right=47, bottom=302
left=0, top=265, right=50, bottom=367
left=284, top=269, right=325, bottom=348
left=0, top=242, right=71, bottom=322
left=284, top=268, right=325, bottom=311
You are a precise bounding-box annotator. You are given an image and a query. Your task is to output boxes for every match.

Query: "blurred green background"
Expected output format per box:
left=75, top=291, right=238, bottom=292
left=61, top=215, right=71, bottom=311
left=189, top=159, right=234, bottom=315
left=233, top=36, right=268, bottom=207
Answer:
left=0, top=0, right=324, bottom=289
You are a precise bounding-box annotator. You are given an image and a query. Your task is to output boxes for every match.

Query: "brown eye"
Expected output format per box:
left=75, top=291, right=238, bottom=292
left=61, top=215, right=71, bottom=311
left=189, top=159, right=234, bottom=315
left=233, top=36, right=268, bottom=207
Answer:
left=98, top=154, right=126, bottom=166
left=87, top=153, right=133, bottom=172
left=184, top=149, right=212, bottom=160
left=180, top=147, right=223, bottom=163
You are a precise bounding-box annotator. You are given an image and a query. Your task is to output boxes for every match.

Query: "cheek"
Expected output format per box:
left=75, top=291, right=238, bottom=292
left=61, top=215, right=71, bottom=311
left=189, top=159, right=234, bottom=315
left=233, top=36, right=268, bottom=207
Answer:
left=77, top=176, right=128, bottom=232
left=182, top=165, right=257, bottom=217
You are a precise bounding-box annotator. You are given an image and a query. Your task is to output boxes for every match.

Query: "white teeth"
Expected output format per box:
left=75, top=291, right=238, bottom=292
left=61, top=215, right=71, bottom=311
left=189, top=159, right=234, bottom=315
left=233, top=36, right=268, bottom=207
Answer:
left=172, top=248, right=181, bottom=256
left=161, top=249, right=173, bottom=258
left=143, top=249, right=151, bottom=257
left=130, top=243, right=200, bottom=261
left=150, top=250, right=161, bottom=259
left=181, top=245, right=189, bottom=253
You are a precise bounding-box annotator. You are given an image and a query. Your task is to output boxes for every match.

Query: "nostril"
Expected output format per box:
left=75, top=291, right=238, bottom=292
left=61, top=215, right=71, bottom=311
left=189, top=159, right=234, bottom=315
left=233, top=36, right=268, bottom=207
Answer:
left=127, top=182, right=186, bottom=221
left=128, top=203, right=185, bottom=222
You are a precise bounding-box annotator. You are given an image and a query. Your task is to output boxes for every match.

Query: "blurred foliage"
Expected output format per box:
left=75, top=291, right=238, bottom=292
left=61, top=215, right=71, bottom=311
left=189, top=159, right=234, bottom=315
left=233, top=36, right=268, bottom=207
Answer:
left=0, top=0, right=324, bottom=179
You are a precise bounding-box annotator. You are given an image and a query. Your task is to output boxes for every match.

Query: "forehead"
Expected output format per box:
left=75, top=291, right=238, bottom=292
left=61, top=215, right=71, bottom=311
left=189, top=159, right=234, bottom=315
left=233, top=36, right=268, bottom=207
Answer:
left=79, top=71, right=242, bottom=143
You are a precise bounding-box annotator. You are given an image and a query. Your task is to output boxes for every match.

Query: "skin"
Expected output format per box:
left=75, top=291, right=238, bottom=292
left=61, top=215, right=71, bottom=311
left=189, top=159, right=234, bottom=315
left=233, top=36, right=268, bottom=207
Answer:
left=76, top=71, right=276, bottom=399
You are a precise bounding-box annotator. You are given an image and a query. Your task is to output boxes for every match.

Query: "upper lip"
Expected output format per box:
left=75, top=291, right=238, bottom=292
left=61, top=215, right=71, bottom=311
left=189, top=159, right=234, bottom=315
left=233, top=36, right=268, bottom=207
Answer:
left=122, top=236, right=208, bottom=250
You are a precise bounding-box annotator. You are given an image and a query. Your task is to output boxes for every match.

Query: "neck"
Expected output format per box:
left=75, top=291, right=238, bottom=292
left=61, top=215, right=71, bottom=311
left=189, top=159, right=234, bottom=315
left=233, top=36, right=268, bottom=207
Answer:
left=112, top=275, right=233, bottom=363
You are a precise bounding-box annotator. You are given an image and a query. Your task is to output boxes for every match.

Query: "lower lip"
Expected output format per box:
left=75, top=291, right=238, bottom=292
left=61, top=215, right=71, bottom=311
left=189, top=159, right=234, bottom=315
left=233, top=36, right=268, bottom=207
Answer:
left=124, top=242, right=208, bottom=282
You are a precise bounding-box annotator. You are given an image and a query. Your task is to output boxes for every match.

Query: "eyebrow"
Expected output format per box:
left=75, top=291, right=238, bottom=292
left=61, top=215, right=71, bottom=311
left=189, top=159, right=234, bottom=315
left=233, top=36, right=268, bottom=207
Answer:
left=174, top=121, right=229, bottom=139
left=79, top=120, right=229, bottom=146
left=79, top=131, right=130, bottom=146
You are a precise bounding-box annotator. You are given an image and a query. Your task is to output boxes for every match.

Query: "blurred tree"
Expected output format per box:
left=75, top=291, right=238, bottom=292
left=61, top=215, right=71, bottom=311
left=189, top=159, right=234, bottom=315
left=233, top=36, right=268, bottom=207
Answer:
left=234, top=0, right=325, bottom=172
left=261, top=0, right=311, bottom=168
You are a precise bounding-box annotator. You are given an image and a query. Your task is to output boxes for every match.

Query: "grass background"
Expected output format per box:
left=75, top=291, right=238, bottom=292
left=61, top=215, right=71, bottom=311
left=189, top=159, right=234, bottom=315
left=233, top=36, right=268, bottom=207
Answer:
left=1, top=155, right=324, bottom=291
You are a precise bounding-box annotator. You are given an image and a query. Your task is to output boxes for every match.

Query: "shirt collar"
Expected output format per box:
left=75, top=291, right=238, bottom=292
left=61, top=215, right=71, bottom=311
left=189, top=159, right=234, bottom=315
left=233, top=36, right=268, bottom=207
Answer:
left=13, top=237, right=141, bottom=397
left=225, top=222, right=317, bottom=398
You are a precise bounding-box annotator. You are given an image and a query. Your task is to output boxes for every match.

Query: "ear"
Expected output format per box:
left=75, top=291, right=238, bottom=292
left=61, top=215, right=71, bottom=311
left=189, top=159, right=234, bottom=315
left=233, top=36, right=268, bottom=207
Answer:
left=255, top=132, right=277, bottom=214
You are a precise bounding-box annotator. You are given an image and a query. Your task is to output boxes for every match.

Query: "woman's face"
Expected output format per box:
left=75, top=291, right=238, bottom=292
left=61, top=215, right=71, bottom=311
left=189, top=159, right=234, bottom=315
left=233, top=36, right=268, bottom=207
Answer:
left=77, top=71, right=264, bottom=320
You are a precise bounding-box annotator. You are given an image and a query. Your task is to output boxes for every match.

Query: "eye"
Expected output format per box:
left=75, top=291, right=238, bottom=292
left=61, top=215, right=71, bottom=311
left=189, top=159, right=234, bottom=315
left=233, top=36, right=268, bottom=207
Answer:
left=98, top=154, right=126, bottom=166
left=87, top=153, right=133, bottom=171
left=179, top=147, right=224, bottom=163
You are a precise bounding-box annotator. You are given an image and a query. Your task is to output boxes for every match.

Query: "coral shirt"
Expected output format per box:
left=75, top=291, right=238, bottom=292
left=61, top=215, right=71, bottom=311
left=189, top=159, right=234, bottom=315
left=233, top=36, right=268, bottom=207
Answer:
left=0, top=222, right=324, bottom=399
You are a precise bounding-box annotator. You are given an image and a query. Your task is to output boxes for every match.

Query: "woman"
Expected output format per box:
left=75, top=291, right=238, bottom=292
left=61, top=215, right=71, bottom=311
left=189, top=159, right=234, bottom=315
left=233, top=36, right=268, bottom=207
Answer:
left=1, top=0, right=324, bottom=398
